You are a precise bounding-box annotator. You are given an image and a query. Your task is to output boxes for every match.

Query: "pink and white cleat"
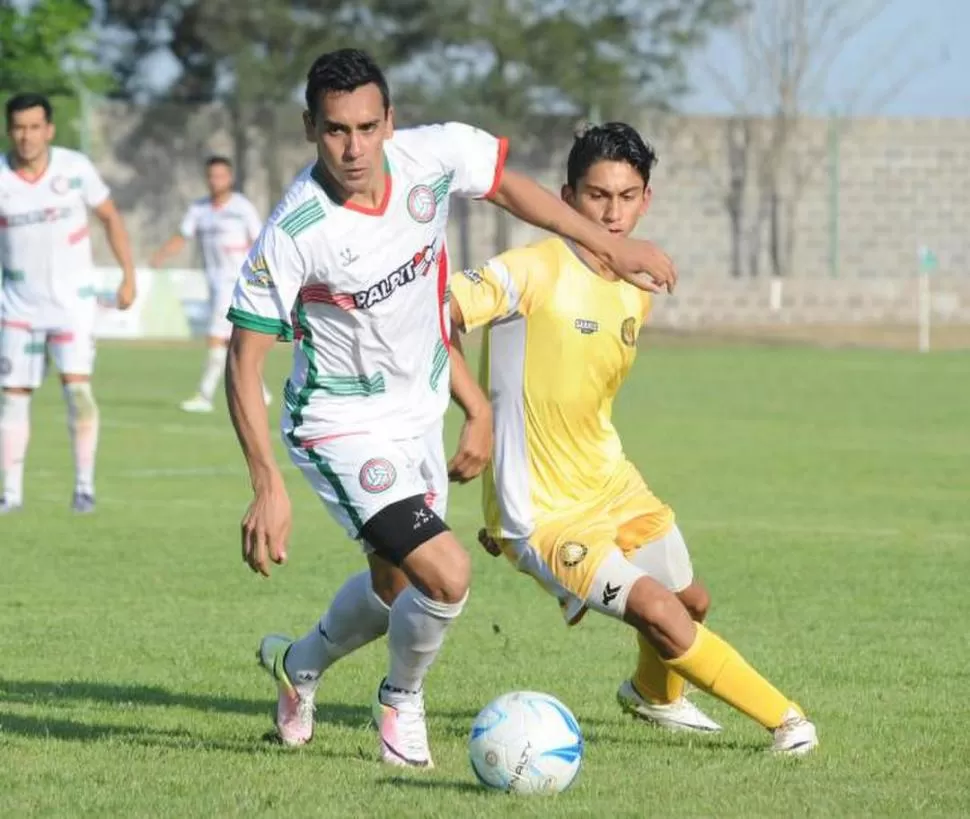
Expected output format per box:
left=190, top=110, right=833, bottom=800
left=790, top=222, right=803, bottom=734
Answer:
left=258, top=634, right=315, bottom=747
left=372, top=680, right=433, bottom=768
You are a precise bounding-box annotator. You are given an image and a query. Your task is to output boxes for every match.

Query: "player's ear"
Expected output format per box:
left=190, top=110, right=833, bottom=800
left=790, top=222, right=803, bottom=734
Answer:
left=640, top=185, right=652, bottom=215
left=561, top=184, right=573, bottom=205
left=385, top=105, right=395, bottom=138
left=302, top=110, right=315, bottom=143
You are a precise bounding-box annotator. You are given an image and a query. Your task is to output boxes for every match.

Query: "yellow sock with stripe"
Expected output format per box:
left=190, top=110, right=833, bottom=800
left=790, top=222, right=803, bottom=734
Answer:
left=633, top=633, right=685, bottom=704
left=664, top=623, right=795, bottom=729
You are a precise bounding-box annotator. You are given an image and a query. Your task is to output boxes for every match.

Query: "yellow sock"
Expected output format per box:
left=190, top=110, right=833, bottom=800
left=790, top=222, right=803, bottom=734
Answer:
left=664, top=623, right=793, bottom=729
left=633, top=633, right=685, bottom=704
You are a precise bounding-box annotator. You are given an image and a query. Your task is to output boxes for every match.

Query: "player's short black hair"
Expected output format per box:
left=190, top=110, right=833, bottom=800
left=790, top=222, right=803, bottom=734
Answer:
left=5, top=93, right=53, bottom=127
left=304, top=48, right=391, bottom=121
left=566, top=122, right=658, bottom=189
left=205, top=155, right=232, bottom=169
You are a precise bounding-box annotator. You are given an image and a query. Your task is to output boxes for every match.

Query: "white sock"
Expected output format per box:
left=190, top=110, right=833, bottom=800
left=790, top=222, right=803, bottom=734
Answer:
left=284, top=571, right=390, bottom=693
left=198, top=346, right=227, bottom=401
left=384, top=586, right=467, bottom=697
left=0, top=392, right=31, bottom=504
left=63, top=383, right=99, bottom=496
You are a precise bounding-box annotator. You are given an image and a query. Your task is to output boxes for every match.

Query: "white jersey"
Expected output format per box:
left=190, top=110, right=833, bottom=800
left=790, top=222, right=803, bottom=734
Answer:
left=179, top=192, right=262, bottom=277
left=229, top=122, right=507, bottom=442
left=0, top=147, right=110, bottom=324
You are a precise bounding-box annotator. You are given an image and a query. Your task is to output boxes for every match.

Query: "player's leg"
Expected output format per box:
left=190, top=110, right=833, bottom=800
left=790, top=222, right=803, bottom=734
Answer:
left=585, top=551, right=818, bottom=754
left=368, top=424, right=463, bottom=768
left=619, top=522, right=718, bottom=730
left=0, top=323, right=45, bottom=511
left=50, top=325, right=99, bottom=512
left=183, top=277, right=270, bottom=413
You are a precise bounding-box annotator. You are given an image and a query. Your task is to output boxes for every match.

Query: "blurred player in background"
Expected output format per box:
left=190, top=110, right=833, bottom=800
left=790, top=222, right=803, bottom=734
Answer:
left=225, top=49, right=676, bottom=767
left=0, top=93, right=137, bottom=514
left=449, top=122, right=818, bottom=755
left=150, top=156, right=269, bottom=413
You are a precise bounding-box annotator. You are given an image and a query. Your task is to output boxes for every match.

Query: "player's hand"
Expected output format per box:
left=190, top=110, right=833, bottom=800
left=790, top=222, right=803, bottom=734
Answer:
left=241, top=477, right=292, bottom=577
left=115, top=278, right=137, bottom=310
left=603, top=236, right=677, bottom=294
left=448, top=407, right=492, bottom=483
left=477, top=528, right=502, bottom=557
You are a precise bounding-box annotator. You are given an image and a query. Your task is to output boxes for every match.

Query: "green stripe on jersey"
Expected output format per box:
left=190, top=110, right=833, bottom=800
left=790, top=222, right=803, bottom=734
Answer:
left=278, top=199, right=325, bottom=237
left=227, top=307, right=294, bottom=340
left=431, top=171, right=454, bottom=203
left=316, top=372, right=386, bottom=396
left=429, top=339, right=448, bottom=390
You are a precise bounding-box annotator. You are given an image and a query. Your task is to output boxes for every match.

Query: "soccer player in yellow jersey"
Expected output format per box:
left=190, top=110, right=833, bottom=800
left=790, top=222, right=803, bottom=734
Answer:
left=448, top=122, right=818, bottom=754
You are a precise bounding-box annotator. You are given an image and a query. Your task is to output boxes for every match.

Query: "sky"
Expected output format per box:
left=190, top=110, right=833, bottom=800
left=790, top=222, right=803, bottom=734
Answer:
left=682, top=0, right=970, bottom=117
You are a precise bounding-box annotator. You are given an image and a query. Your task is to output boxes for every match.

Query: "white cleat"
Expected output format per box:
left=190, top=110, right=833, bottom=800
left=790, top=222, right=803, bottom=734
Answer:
left=771, top=707, right=818, bottom=756
left=617, top=679, right=723, bottom=733
left=258, top=634, right=315, bottom=747
left=373, top=680, right=433, bottom=768
left=180, top=394, right=214, bottom=414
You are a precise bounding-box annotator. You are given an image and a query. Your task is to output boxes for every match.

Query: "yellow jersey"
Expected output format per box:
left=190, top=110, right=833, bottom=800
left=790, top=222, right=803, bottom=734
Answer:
left=449, top=236, right=650, bottom=539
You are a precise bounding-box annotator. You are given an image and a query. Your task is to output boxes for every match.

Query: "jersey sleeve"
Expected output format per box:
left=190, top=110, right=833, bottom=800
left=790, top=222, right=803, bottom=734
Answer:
left=450, top=243, right=556, bottom=331
left=179, top=204, right=198, bottom=238
left=227, top=225, right=305, bottom=341
left=77, top=154, right=110, bottom=208
left=423, top=122, right=508, bottom=199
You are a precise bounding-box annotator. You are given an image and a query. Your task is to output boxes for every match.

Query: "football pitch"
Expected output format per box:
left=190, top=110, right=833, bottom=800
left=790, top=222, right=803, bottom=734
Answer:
left=1, top=338, right=968, bottom=817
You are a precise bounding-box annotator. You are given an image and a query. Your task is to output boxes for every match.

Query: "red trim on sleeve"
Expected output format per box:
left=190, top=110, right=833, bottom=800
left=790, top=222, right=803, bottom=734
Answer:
left=483, top=137, right=509, bottom=200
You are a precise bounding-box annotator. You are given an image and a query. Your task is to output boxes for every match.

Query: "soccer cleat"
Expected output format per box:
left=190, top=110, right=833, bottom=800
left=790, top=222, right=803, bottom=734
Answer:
left=616, top=679, right=722, bottom=733
left=180, top=394, right=214, bottom=414
left=771, top=706, right=818, bottom=755
left=0, top=498, right=23, bottom=514
left=71, top=492, right=96, bottom=514
left=258, top=634, right=315, bottom=747
left=373, top=680, right=433, bottom=768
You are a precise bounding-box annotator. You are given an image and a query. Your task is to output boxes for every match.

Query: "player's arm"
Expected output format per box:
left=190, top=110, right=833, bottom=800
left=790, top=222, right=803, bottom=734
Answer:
left=225, top=227, right=301, bottom=577
left=447, top=328, right=492, bottom=483
left=149, top=234, right=187, bottom=268
left=93, top=199, right=137, bottom=310
left=488, top=169, right=675, bottom=294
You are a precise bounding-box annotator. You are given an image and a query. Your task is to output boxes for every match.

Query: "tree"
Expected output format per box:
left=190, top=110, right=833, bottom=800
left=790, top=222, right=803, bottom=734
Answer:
left=0, top=0, right=108, bottom=149
left=703, top=0, right=929, bottom=277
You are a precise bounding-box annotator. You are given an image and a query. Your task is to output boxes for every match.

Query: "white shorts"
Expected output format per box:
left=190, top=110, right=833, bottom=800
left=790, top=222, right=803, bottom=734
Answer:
left=207, top=273, right=237, bottom=340
left=0, top=317, right=96, bottom=389
left=284, top=421, right=448, bottom=550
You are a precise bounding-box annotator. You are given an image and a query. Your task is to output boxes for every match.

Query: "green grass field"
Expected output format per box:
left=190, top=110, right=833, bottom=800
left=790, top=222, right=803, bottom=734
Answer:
left=1, top=339, right=968, bottom=817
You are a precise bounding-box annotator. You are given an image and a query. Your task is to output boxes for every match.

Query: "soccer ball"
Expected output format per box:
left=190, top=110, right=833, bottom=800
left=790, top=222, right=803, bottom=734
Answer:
left=468, top=691, right=584, bottom=794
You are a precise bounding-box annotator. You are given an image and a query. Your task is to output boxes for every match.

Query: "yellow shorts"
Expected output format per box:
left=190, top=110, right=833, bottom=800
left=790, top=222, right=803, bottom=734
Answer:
left=499, top=461, right=675, bottom=603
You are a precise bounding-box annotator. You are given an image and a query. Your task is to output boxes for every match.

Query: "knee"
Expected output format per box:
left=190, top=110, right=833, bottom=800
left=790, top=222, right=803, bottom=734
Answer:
left=420, top=543, right=471, bottom=605
left=369, top=561, right=410, bottom=608
left=63, top=381, right=98, bottom=420
left=627, top=578, right=684, bottom=631
left=679, top=582, right=711, bottom=622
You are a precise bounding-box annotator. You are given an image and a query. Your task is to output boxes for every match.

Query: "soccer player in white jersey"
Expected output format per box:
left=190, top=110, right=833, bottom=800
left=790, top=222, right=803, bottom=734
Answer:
left=150, top=156, right=269, bottom=413
left=225, top=49, right=676, bottom=767
left=0, top=93, right=137, bottom=514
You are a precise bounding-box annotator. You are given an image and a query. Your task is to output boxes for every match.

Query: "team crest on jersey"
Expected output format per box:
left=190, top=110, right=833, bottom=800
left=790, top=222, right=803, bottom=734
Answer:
left=359, top=458, right=397, bottom=493
left=574, top=318, right=599, bottom=335
left=407, top=184, right=437, bottom=223
left=621, top=316, right=637, bottom=346
left=558, top=542, right=588, bottom=568
left=244, top=254, right=275, bottom=289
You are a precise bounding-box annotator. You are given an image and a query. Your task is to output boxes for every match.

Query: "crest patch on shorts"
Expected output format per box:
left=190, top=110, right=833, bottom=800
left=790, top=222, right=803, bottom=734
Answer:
left=558, top=541, right=588, bottom=568
left=359, top=458, right=397, bottom=493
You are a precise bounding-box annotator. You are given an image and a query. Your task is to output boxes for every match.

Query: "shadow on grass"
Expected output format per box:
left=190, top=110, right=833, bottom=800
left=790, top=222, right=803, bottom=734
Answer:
left=0, top=709, right=365, bottom=760
left=377, top=776, right=484, bottom=795
left=0, top=678, right=370, bottom=730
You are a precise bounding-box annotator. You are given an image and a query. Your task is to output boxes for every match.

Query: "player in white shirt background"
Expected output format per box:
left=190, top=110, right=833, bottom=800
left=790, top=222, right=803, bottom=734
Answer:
left=0, top=93, right=137, bottom=514
left=150, top=156, right=269, bottom=413
left=226, top=50, right=677, bottom=767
